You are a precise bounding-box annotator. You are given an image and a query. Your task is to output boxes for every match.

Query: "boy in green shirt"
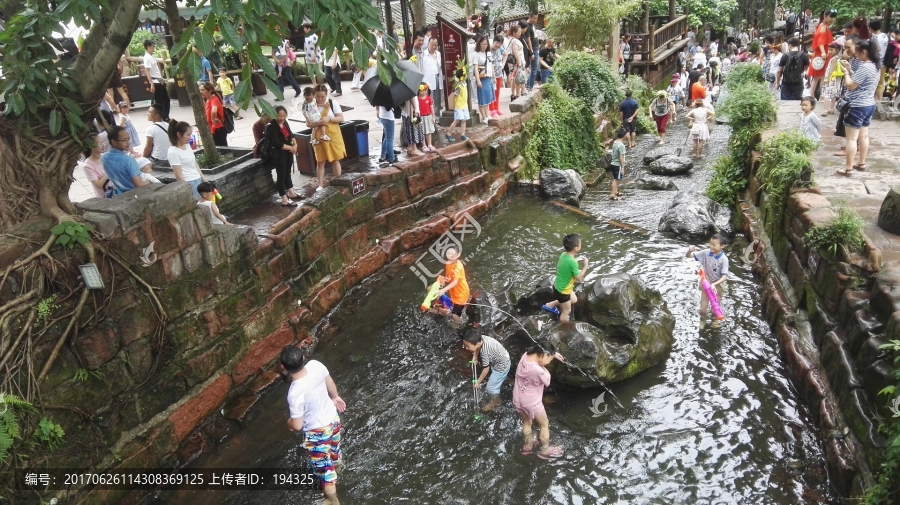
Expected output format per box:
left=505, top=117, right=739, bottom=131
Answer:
left=541, top=234, right=589, bottom=321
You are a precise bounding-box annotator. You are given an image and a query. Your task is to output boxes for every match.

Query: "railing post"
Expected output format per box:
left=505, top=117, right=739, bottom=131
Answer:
left=649, top=27, right=656, bottom=61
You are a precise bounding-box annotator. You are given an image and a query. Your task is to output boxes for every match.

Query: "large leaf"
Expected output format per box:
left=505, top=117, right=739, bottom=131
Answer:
left=196, top=26, right=215, bottom=55
left=181, top=50, right=202, bottom=81
left=218, top=18, right=243, bottom=51
left=48, top=109, right=61, bottom=136
left=234, top=79, right=251, bottom=105
left=260, top=74, right=284, bottom=102
left=249, top=43, right=276, bottom=80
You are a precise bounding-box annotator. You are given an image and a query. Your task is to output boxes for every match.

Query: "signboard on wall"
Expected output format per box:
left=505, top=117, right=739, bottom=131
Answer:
left=439, top=17, right=464, bottom=110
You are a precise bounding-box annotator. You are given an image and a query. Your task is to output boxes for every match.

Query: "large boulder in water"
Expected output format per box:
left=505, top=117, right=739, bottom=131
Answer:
left=878, top=187, right=900, bottom=234
left=643, top=146, right=678, bottom=164
left=515, top=274, right=556, bottom=313
left=619, top=177, right=679, bottom=191
left=467, top=289, right=513, bottom=331
left=538, top=274, right=674, bottom=385
left=649, top=155, right=693, bottom=175
left=540, top=168, right=586, bottom=207
left=658, top=191, right=733, bottom=242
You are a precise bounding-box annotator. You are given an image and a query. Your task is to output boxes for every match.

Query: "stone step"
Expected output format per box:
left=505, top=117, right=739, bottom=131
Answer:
left=222, top=394, right=260, bottom=422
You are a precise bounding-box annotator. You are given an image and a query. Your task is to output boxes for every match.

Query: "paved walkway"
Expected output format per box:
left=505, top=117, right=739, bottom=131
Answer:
left=69, top=80, right=516, bottom=204
left=773, top=101, right=900, bottom=262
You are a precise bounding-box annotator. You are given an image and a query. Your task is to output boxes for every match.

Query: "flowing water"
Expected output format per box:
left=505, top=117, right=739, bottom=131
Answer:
left=158, top=122, right=836, bottom=505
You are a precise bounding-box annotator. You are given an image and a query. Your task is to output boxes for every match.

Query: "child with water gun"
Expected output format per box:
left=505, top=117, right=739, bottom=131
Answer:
left=686, top=233, right=729, bottom=328
left=421, top=275, right=452, bottom=312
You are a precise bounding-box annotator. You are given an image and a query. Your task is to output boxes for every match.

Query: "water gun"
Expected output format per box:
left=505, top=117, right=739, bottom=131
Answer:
left=699, top=268, right=725, bottom=320
left=213, top=188, right=223, bottom=202
left=421, top=275, right=449, bottom=311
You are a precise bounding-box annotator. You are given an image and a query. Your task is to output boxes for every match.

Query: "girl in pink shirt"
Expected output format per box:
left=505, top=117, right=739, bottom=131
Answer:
left=513, top=341, right=566, bottom=459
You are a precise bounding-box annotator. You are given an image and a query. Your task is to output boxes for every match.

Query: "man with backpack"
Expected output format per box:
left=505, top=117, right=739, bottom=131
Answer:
left=786, top=11, right=797, bottom=37
left=776, top=37, right=809, bottom=100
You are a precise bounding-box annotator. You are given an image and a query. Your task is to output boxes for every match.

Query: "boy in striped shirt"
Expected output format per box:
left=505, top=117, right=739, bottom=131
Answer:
left=462, top=330, right=511, bottom=412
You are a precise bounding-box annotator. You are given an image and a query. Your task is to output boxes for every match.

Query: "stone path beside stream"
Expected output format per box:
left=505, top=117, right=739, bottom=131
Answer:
left=772, top=102, right=900, bottom=263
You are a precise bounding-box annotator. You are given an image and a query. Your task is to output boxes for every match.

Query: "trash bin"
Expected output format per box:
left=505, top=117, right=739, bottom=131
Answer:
left=353, top=120, right=370, bottom=158
left=290, top=120, right=317, bottom=175
left=339, top=121, right=358, bottom=160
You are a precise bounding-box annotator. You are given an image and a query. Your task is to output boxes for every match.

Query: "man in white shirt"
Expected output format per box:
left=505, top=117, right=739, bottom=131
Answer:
left=142, top=105, right=171, bottom=168
left=709, top=39, right=719, bottom=57
left=282, top=346, right=346, bottom=505
left=739, top=31, right=750, bottom=48
left=303, top=23, right=323, bottom=85
left=325, top=48, right=343, bottom=97
left=142, top=39, right=170, bottom=121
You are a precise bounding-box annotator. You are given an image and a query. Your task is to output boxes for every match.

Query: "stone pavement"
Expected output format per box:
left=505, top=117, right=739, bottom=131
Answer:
left=69, top=80, right=516, bottom=205
left=773, top=101, right=900, bottom=263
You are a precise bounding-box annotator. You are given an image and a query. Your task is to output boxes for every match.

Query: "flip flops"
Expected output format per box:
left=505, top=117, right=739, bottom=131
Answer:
left=537, top=446, right=564, bottom=459
left=521, top=439, right=541, bottom=455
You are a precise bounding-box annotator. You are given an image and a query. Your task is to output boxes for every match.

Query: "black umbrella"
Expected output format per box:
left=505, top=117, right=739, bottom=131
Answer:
left=361, top=59, right=425, bottom=109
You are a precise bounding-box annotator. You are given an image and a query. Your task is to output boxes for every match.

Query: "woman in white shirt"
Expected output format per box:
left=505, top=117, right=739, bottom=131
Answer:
left=471, top=35, right=495, bottom=125
left=166, top=120, right=206, bottom=200
left=507, top=25, right=525, bottom=100
left=423, top=38, right=443, bottom=117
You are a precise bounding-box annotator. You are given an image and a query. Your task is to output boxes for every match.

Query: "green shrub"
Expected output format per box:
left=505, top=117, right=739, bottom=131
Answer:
left=623, top=74, right=654, bottom=109
left=706, top=156, right=746, bottom=207
left=524, top=83, right=602, bottom=178
left=635, top=112, right=656, bottom=135
left=723, top=63, right=765, bottom=88
left=865, top=340, right=900, bottom=504
left=719, top=81, right=776, bottom=168
left=804, top=205, right=865, bottom=257
left=756, top=130, right=818, bottom=207
left=128, top=29, right=165, bottom=57
left=552, top=51, right=622, bottom=112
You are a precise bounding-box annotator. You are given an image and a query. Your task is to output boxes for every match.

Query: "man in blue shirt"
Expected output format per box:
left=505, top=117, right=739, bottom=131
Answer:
left=194, top=47, right=214, bottom=83
left=102, top=125, right=148, bottom=194
left=619, top=89, right=639, bottom=148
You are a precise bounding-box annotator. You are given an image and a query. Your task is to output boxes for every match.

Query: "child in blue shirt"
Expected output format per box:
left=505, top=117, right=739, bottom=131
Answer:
left=686, top=233, right=729, bottom=328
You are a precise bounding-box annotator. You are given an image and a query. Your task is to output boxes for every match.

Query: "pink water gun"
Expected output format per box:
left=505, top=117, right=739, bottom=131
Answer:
left=699, top=268, right=725, bottom=320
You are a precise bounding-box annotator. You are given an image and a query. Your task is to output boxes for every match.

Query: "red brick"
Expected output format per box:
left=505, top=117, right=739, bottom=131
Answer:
left=393, top=153, right=438, bottom=175
left=377, top=204, right=419, bottom=236
left=399, top=216, right=452, bottom=250
left=75, top=327, right=120, bottom=369
left=232, top=325, right=295, bottom=385
left=242, top=284, right=293, bottom=341
left=268, top=205, right=314, bottom=236
left=308, top=277, right=345, bottom=321
left=168, top=374, right=232, bottom=442
left=333, top=225, right=370, bottom=264
left=371, top=182, right=410, bottom=212
left=268, top=208, right=321, bottom=248
left=344, top=247, right=389, bottom=286
left=363, top=167, right=405, bottom=186
left=487, top=180, right=508, bottom=208
left=378, top=237, right=403, bottom=261
left=406, top=162, right=453, bottom=197
left=447, top=201, right=489, bottom=228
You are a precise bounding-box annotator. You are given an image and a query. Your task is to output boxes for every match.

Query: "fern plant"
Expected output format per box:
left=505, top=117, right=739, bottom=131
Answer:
left=0, top=394, right=35, bottom=464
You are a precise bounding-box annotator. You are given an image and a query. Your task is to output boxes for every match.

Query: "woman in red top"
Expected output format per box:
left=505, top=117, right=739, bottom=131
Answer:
left=808, top=9, right=837, bottom=99
left=200, top=82, right=228, bottom=146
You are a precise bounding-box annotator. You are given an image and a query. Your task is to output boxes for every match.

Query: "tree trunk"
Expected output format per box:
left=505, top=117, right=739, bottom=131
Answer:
left=163, top=0, right=220, bottom=164
left=641, top=0, right=650, bottom=33
left=411, top=0, right=426, bottom=32
left=609, top=22, right=620, bottom=61
left=668, top=0, right=677, bottom=22
left=884, top=7, right=893, bottom=27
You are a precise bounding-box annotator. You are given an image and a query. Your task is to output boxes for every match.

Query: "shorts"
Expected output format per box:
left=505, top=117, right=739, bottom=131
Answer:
left=844, top=105, right=876, bottom=129
left=622, top=120, right=636, bottom=133
left=606, top=164, right=623, bottom=180
left=110, top=69, right=124, bottom=89
left=877, top=67, right=886, bottom=94
left=306, top=63, right=320, bottom=78
left=303, top=415, right=342, bottom=487
left=451, top=303, right=466, bottom=316
left=514, top=401, right=546, bottom=420
left=485, top=366, right=509, bottom=395
left=437, top=294, right=452, bottom=310
left=223, top=93, right=236, bottom=106
left=454, top=108, right=470, bottom=121
left=422, top=115, right=436, bottom=134
left=552, top=287, right=571, bottom=304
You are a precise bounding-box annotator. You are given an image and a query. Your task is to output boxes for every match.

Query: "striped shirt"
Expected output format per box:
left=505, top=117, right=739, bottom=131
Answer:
left=846, top=59, right=878, bottom=107
left=479, top=336, right=510, bottom=373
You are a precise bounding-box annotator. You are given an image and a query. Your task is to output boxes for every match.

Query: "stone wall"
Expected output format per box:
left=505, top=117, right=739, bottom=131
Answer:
left=739, top=139, right=890, bottom=497
left=0, top=90, right=541, bottom=504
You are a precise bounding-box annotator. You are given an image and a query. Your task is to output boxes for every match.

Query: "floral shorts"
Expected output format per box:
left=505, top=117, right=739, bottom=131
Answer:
left=303, top=415, right=342, bottom=486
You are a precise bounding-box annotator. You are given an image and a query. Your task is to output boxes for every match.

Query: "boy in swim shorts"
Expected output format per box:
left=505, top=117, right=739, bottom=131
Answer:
left=542, top=233, right=589, bottom=321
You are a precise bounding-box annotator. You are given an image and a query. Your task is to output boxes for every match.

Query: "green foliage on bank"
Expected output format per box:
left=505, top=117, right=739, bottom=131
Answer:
left=804, top=205, right=865, bottom=257
left=756, top=130, right=819, bottom=207
left=524, top=83, right=602, bottom=179
left=553, top=51, right=622, bottom=111
left=705, top=64, right=777, bottom=206
left=865, top=340, right=900, bottom=504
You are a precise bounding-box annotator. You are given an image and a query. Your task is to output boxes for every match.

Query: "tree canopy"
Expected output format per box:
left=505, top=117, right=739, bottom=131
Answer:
left=546, top=0, right=641, bottom=50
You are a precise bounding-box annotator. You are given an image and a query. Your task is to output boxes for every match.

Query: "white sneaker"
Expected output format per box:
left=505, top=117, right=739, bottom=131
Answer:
left=315, top=186, right=324, bottom=192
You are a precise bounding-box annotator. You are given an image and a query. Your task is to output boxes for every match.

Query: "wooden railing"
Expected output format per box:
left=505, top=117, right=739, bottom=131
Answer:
left=629, top=33, right=651, bottom=61
left=649, top=15, right=688, bottom=61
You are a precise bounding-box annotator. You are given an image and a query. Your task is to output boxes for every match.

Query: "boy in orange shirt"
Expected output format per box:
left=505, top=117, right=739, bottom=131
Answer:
left=436, top=246, right=470, bottom=323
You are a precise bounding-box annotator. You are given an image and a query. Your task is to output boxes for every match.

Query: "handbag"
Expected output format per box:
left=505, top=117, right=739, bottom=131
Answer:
left=515, top=67, right=527, bottom=84
left=834, top=101, right=850, bottom=137
left=619, top=64, right=625, bottom=74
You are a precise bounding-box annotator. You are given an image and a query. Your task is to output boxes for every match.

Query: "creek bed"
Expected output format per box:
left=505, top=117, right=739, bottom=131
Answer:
left=157, top=122, right=837, bottom=505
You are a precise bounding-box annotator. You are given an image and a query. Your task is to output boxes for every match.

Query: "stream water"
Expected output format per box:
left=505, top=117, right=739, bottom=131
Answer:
left=157, top=122, right=836, bottom=504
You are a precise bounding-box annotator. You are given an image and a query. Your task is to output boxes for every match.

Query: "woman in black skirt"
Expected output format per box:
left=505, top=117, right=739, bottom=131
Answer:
left=265, top=105, right=301, bottom=206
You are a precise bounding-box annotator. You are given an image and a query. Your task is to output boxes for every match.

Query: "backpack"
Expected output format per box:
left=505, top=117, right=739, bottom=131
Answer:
left=257, top=136, right=274, bottom=162
left=222, top=107, right=235, bottom=134
left=783, top=51, right=804, bottom=86
left=885, top=39, right=900, bottom=69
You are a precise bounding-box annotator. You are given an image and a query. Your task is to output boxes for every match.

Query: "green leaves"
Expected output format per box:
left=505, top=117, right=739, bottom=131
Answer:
left=547, top=0, right=641, bottom=51
left=51, top=221, right=93, bottom=249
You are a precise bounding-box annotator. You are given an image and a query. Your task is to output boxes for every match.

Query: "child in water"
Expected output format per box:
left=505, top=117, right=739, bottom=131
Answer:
left=436, top=246, right=470, bottom=324
left=513, top=340, right=565, bottom=459
left=462, top=329, right=510, bottom=412
left=686, top=233, right=729, bottom=328
left=542, top=233, right=589, bottom=321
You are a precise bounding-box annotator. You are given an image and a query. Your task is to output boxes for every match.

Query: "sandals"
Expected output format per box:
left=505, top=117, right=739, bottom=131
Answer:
left=608, top=195, right=620, bottom=201
left=853, top=164, right=867, bottom=171
left=537, top=446, right=564, bottom=460
left=836, top=168, right=852, bottom=176
left=281, top=200, right=298, bottom=207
